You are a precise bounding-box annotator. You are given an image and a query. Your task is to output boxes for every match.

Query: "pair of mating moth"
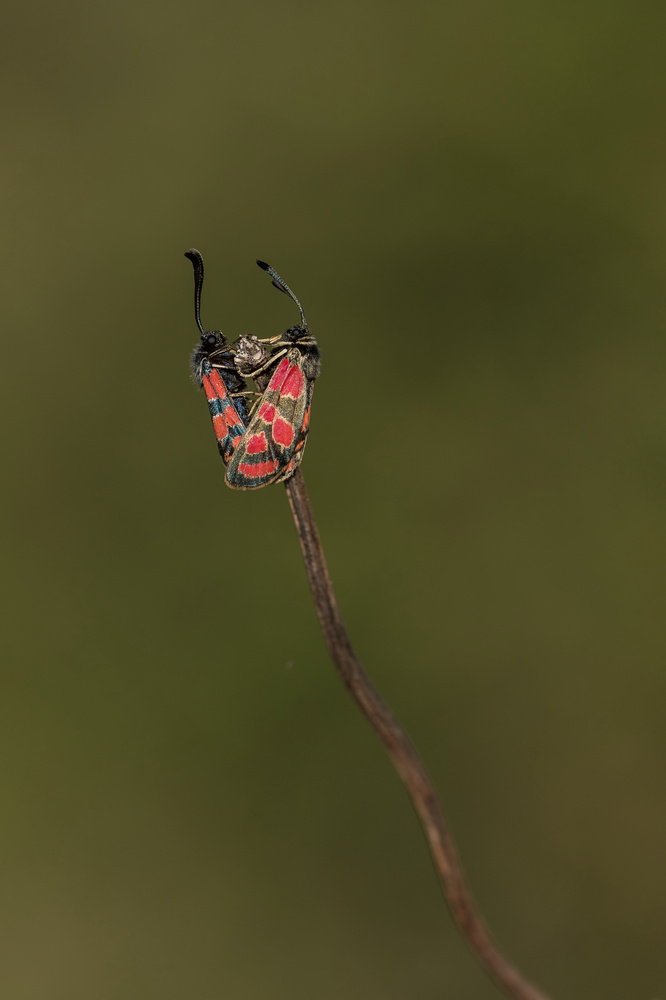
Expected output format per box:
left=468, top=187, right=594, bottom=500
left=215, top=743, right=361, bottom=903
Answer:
left=186, top=250, right=321, bottom=490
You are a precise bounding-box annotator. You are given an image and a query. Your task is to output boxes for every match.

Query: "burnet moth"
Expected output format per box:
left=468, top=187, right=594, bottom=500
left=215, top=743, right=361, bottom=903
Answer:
left=225, top=260, right=320, bottom=490
left=185, top=249, right=250, bottom=465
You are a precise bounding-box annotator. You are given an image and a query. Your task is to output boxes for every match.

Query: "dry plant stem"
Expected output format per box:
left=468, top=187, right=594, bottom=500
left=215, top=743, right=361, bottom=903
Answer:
left=284, top=468, right=549, bottom=1000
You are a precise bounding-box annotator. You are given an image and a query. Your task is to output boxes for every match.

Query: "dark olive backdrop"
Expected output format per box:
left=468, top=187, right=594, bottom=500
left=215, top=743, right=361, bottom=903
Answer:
left=2, top=2, right=665, bottom=998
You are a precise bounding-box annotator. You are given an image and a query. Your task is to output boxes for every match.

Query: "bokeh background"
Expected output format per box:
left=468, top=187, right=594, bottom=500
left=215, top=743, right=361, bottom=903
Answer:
left=2, top=2, right=665, bottom=997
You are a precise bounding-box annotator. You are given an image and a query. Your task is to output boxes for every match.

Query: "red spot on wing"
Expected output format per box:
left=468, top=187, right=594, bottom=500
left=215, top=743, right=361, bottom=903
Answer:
left=208, top=369, right=230, bottom=397
left=267, top=357, right=290, bottom=390
left=281, top=365, right=305, bottom=399
left=258, top=402, right=275, bottom=422
left=301, top=405, right=311, bottom=432
left=273, top=416, right=294, bottom=447
left=224, top=407, right=244, bottom=429
left=246, top=431, right=267, bottom=454
left=202, top=374, right=219, bottom=402
left=239, top=460, right=278, bottom=479
left=202, top=371, right=243, bottom=431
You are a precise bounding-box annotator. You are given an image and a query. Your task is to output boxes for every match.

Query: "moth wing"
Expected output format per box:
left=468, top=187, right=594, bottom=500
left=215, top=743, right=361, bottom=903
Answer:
left=225, top=353, right=308, bottom=490
left=271, top=382, right=314, bottom=484
left=266, top=355, right=308, bottom=458
left=201, top=362, right=248, bottom=466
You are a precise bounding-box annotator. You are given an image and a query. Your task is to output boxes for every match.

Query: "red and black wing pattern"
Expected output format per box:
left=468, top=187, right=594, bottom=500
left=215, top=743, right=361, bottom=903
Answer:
left=225, top=349, right=310, bottom=489
left=271, top=379, right=314, bottom=484
left=200, top=358, right=248, bottom=466
left=185, top=249, right=251, bottom=467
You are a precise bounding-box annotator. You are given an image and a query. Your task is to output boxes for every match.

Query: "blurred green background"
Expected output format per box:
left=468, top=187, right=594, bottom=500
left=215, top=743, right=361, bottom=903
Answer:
left=2, top=1, right=665, bottom=997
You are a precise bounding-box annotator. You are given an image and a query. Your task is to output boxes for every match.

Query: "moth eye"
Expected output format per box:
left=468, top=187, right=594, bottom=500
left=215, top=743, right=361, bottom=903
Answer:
left=203, top=332, right=217, bottom=347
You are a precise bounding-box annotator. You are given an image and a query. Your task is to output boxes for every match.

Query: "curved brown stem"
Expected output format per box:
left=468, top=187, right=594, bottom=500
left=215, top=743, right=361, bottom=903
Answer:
left=284, top=468, right=549, bottom=1000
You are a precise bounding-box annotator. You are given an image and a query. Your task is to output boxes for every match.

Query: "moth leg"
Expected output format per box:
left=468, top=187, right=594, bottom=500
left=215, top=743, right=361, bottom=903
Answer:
left=210, top=362, right=240, bottom=372
left=253, top=334, right=284, bottom=345
left=243, top=347, right=288, bottom=380
left=208, top=346, right=237, bottom=360
left=245, top=396, right=264, bottom=419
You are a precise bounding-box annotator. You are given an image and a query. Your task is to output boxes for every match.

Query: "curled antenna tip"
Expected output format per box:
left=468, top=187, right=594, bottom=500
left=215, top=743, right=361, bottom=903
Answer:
left=185, top=248, right=206, bottom=337
left=256, top=258, right=307, bottom=327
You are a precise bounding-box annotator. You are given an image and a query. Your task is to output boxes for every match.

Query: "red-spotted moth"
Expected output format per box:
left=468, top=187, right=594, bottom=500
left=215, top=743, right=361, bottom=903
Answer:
left=186, top=252, right=320, bottom=489
left=226, top=261, right=320, bottom=489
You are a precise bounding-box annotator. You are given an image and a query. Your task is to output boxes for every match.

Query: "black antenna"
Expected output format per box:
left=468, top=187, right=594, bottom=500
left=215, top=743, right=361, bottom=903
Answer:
left=184, top=248, right=206, bottom=337
left=256, top=260, right=307, bottom=327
